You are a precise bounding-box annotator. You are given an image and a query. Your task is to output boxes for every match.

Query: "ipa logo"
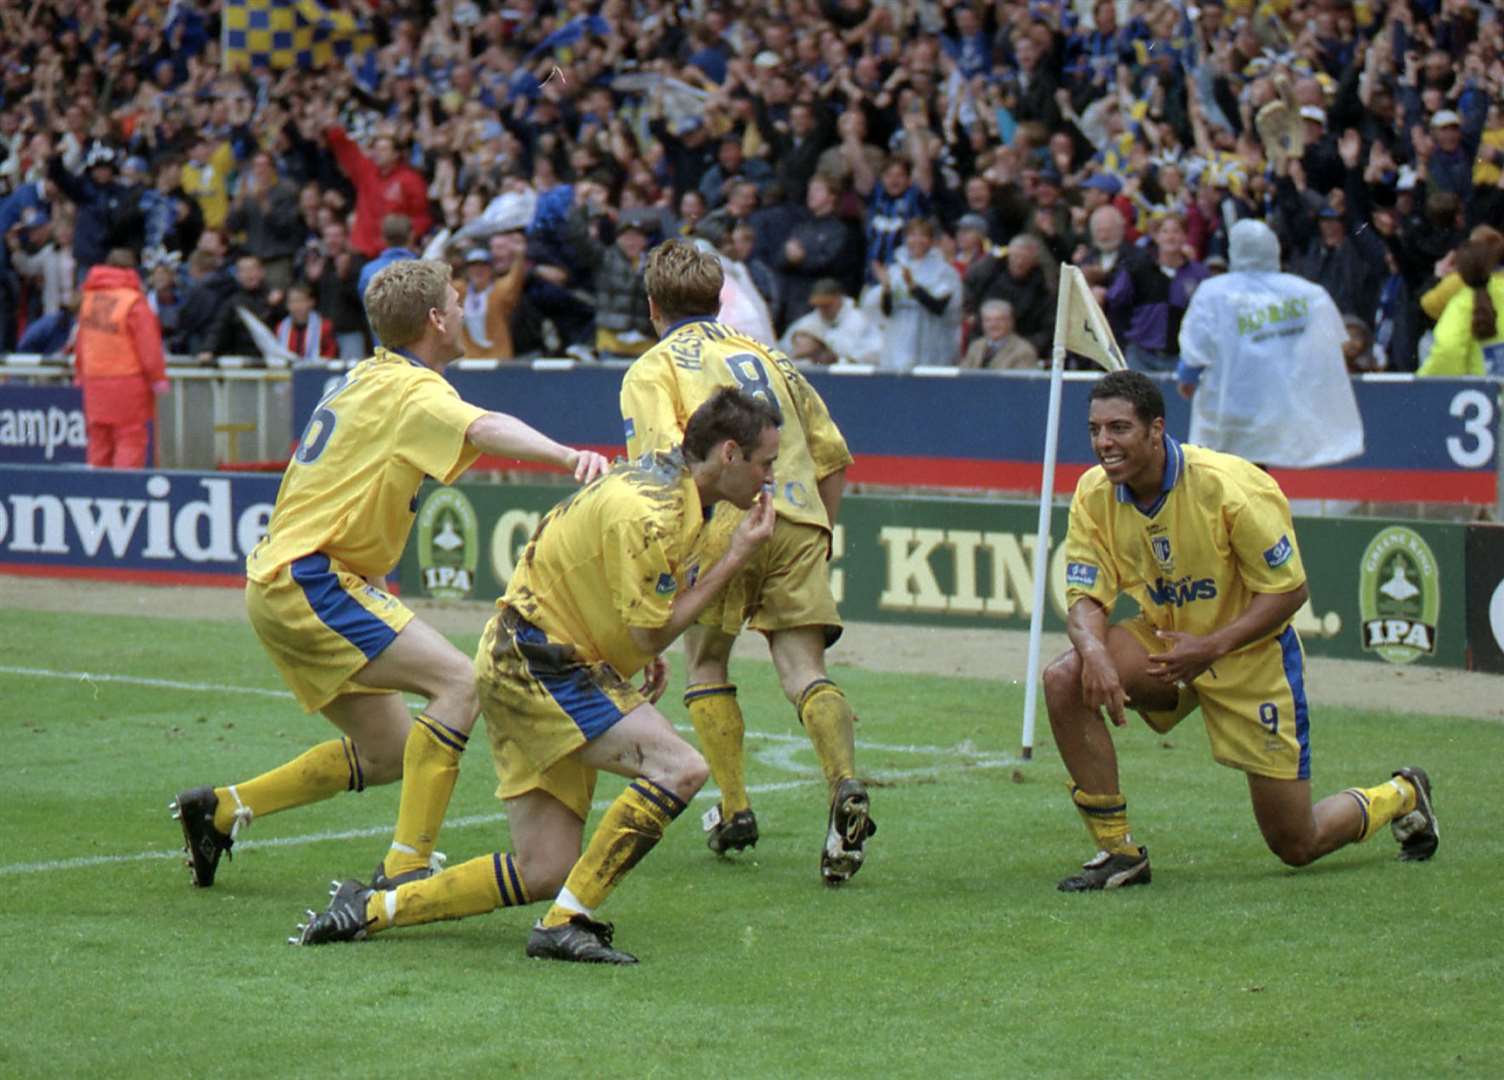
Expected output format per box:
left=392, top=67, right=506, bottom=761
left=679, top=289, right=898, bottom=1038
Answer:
left=1359, top=527, right=1439, bottom=664
left=416, top=488, right=478, bottom=599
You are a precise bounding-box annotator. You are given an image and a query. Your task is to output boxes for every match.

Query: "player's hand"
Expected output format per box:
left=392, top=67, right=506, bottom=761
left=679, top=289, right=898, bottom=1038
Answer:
left=568, top=448, right=610, bottom=484
left=1080, top=652, right=1128, bottom=727
left=1177, top=381, right=1195, bottom=400
left=1148, top=630, right=1220, bottom=684
left=639, top=655, right=669, bottom=704
left=730, top=489, right=775, bottom=559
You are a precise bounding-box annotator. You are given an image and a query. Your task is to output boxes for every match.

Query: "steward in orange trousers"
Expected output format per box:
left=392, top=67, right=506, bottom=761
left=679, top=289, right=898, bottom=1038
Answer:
left=74, top=248, right=168, bottom=468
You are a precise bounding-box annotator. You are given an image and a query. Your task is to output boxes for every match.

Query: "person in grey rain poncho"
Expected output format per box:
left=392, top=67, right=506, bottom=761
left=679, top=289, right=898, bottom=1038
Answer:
left=864, top=218, right=961, bottom=370
left=1176, top=219, right=1363, bottom=467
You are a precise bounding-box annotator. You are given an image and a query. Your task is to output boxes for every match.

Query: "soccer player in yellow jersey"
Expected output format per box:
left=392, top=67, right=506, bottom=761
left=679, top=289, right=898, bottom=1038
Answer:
left=170, top=259, right=609, bottom=890
left=620, top=239, right=876, bottom=886
left=1045, top=370, right=1439, bottom=891
left=294, top=388, right=778, bottom=963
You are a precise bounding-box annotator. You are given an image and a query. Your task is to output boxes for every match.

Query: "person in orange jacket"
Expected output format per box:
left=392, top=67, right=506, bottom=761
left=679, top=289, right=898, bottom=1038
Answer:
left=74, top=248, right=168, bottom=468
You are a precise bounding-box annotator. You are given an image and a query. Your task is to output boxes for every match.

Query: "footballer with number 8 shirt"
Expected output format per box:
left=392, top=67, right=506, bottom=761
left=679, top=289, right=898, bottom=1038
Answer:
left=1044, top=370, right=1439, bottom=891
left=170, top=259, right=609, bottom=894
left=620, top=238, right=876, bottom=886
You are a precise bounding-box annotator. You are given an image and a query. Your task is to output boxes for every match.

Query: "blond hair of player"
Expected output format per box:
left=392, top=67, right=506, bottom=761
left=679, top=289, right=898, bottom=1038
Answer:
left=620, top=238, right=875, bottom=886
left=1044, top=370, right=1438, bottom=892
left=294, top=388, right=780, bottom=964
left=171, top=259, right=609, bottom=892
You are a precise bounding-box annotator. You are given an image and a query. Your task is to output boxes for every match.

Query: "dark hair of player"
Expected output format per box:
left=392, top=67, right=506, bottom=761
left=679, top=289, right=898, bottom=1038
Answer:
left=683, top=386, right=782, bottom=463
left=1089, top=369, right=1165, bottom=427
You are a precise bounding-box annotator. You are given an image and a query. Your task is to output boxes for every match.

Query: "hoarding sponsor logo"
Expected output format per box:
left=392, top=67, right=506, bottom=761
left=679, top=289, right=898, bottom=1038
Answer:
left=416, top=488, right=479, bottom=600
left=1359, top=526, right=1440, bottom=663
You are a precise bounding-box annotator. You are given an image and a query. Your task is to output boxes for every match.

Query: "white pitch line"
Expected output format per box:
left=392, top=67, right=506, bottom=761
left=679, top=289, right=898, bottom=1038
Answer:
left=0, top=662, right=1025, bottom=877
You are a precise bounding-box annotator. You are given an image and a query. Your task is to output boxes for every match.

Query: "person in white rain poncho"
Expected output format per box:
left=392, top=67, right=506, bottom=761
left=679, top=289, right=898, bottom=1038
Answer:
left=863, top=218, right=961, bottom=370
left=1176, top=219, right=1363, bottom=468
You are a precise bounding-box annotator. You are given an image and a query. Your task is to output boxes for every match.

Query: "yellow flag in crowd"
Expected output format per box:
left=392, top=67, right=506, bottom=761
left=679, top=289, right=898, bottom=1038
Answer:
left=221, top=0, right=374, bottom=71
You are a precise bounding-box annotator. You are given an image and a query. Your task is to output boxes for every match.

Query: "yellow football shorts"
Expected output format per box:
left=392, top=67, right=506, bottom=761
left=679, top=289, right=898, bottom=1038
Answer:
left=245, top=552, right=414, bottom=713
left=476, top=606, right=648, bottom=822
left=1123, top=616, right=1310, bottom=781
left=695, top=507, right=842, bottom=643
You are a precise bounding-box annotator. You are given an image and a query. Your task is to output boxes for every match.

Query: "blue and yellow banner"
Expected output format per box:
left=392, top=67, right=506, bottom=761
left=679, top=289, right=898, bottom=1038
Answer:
left=221, top=0, right=374, bottom=71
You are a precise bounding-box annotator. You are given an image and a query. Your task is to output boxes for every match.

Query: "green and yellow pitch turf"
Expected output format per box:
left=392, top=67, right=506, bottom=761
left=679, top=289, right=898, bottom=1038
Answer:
left=1, top=607, right=1499, bottom=1077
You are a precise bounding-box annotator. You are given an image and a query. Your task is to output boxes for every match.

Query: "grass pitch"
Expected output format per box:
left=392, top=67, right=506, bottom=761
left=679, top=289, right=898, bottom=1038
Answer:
left=0, top=607, right=1499, bottom=1078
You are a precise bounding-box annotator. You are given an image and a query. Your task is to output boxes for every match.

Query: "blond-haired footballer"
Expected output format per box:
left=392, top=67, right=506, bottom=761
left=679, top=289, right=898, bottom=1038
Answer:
left=295, top=388, right=779, bottom=964
left=620, top=238, right=876, bottom=885
left=1045, top=370, right=1438, bottom=891
left=171, top=260, right=609, bottom=891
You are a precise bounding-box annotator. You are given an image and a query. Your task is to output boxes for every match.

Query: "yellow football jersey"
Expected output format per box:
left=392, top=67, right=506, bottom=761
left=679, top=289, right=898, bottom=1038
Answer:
left=620, top=318, right=853, bottom=532
left=1064, top=437, right=1306, bottom=642
left=246, top=348, right=485, bottom=582
left=502, top=450, right=708, bottom=678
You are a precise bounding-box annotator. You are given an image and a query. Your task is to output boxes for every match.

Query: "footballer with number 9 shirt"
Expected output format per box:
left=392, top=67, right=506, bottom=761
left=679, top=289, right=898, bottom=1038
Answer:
left=1043, top=370, right=1438, bottom=891
left=170, top=259, right=608, bottom=893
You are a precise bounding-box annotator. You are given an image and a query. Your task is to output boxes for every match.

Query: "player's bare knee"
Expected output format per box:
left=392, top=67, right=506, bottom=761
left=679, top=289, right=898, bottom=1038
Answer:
left=352, top=740, right=405, bottom=785
left=514, top=846, right=572, bottom=899
left=651, top=742, right=708, bottom=803
left=1265, top=831, right=1319, bottom=867
left=1042, top=652, right=1083, bottom=710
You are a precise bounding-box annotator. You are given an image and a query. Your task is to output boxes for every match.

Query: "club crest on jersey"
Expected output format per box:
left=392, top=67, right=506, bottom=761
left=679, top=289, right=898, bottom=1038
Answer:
left=656, top=572, right=678, bottom=595
left=1150, top=534, right=1172, bottom=568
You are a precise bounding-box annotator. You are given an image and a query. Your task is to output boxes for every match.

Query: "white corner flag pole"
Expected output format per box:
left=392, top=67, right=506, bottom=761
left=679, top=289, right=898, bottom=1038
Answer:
left=1019, top=267, right=1128, bottom=758
left=1019, top=267, right=1076, bottom=761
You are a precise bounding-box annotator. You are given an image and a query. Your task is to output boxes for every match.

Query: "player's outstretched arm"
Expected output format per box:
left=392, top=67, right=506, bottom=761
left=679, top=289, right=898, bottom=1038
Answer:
left=1067, top=596, right=1128, bottom=727
left=464, top=412, right=610, bottom=483
left=1149, top=583, right=1308, bottom=684
left=627, top=491, right=775, bottom=656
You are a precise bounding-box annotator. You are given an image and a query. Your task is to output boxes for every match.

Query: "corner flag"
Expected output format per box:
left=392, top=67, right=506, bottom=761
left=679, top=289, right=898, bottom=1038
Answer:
left=1059, top=265, right=1126, bottom=372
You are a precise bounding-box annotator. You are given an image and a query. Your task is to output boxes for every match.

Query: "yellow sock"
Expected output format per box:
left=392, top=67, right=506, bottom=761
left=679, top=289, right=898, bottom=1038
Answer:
left=366, top=852, right=528, bottom=932
left=1070, top=783, right=1139, bottom=855
left=384, top=714, right=469, bottom=878
left=798, top=680, right=856, bottom=793
left=685, top=683, right=749, bottom=816
left=1343, top=776, right=1417, bottom=842
left=541, top=779, right=685, bottom=929
left=213, top=738, right=360, bottom=834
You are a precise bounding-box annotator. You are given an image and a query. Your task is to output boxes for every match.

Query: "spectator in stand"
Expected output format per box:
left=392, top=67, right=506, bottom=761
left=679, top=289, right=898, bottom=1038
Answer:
left=182, top=128, right=241, bottom=233
left=139, top=153, right=204, bottom=261
left=144, top=256, right=184, bottom=354
left=865, top=218, right=961, bottom=371
left=323, top=106, right=430, bottom=259
left=967, top=232, right=1054, bottom=357
left=1418, top=238, right=1504, bottom=376
left=73, top=248, right=168, bottom=468
left=48, top=141, right=144, bottom=277
left=302, top=220, right=368, bottom=358
left=226, top=149, right=304, bottom=290
left=275, top=282, right=337, bottom=363
left=9, top=211, right=76, bottom=353
left=858, top=137, right=934, bottom=272
left=776, top=172, right=861, bottom=331
left=198, top=254, right=284, bottom=365
left=358, top=214, right=419, bottom=306
left=566, top=192, right=655, bottom=360
left=960, top=299, right=1040, bottom=370
left=779, top=277, right=881, bottom=366
left=456, top=237, right=526, bottom=360
left=697, top=179, right=760, bottom=249
left=1107, top=215, right=1209, bottom=373
left=175, top=244, right=235, bottom=356
left=699, top=137, right=773, bottom=211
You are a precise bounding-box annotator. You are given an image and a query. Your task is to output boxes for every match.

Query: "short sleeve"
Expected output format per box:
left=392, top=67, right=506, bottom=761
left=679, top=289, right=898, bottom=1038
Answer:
left=620, top=358, right=686, bottom=461
left=1064, top=484, right=1120, bottom=614
left=603, top=519, right=678, bottom=630
left=778, top=358, right=853, bottom=478
left=395, top=374, right=487, bottom=484
left=1227, top=479, right=1307, bottom=593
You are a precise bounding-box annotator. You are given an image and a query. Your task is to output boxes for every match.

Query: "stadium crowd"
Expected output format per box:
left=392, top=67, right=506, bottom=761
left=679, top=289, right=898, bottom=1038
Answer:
left=1, top=0, right=1503, bottom=374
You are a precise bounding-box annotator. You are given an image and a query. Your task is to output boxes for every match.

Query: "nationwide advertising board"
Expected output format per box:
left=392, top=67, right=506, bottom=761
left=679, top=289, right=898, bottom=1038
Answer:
left=0, top=466, right=278, bottom=585
left=291, top=367, right=1502, bottom=506
left=392, top=481, right=1471, bottom=668
left=0, top=467, right=1480, bottom=669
